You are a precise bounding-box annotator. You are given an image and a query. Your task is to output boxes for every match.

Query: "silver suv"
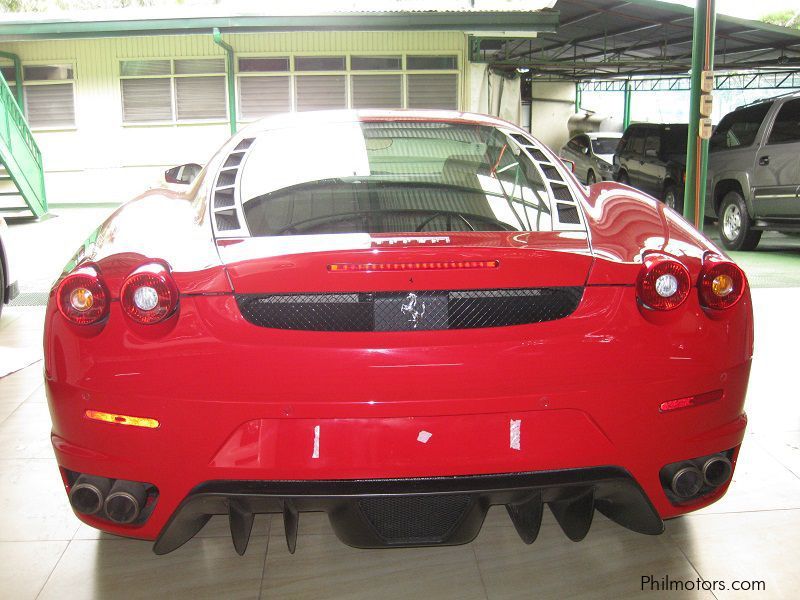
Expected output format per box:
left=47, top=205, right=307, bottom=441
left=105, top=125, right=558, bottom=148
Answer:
left=706, top=92, right=800, bottom=250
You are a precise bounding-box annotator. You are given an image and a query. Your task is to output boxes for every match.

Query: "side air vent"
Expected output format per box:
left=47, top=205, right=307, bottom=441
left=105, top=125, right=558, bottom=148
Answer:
left=510, top=131, right=584, bottom=231
left=557, top=203, right=581, bottom=224
left=212, top=138, right=254, bottom=236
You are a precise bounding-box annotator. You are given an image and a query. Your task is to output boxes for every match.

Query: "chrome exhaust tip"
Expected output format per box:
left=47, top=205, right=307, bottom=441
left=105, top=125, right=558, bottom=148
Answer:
left=702, top=456, right=733, bottom=488
left=669, top=465, right=704, bottom=499
left=104, top=480, right=147, bottom=524
left=69, top=475, right=112, bottom=516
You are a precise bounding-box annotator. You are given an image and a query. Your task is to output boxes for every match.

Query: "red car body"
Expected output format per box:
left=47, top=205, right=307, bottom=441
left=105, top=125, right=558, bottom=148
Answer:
left=44, top=111, right=752, bottom=555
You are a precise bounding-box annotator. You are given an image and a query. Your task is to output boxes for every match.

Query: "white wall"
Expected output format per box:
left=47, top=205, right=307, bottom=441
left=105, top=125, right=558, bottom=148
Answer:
left=528, top=81, right=575, bottom=150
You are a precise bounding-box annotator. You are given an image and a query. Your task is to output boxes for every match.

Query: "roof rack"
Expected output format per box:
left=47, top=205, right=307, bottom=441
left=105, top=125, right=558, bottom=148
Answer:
left=736, top=90, right=800, bottom=110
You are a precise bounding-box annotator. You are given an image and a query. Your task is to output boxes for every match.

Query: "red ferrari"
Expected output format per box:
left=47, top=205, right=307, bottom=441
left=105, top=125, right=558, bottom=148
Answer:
left=44, top=110, right=752, bottom=555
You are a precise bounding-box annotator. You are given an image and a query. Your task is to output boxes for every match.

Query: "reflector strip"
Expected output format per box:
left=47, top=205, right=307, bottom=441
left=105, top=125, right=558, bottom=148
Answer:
left=328, top=260, right=499, bottom=272
left=85, top=410, right=160, bottom=429
left=659, top=390, right=723, bottom=413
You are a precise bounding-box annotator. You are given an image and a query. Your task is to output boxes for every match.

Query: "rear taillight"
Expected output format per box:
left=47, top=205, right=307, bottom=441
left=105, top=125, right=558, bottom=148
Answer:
left=120, top=263, right=179, bottom=324
left=56, top=266, right=109, bottom=325
left=636, top=254, right=691, bottom=311
left=698, top=256, right=746, bottom=310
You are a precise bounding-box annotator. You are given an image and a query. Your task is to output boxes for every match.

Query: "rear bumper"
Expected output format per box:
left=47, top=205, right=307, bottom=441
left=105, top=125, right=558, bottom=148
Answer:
left=154, top=467, right=664, bottom=555
left=44, top=285, right=753, bottom=549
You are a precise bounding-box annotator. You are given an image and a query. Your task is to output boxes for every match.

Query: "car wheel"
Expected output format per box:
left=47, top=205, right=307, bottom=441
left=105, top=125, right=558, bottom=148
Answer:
left=586, top=170, right=596, bottom=185
left=617, top=171, right=629, bottom=185
left=0, top=259, right=4, bottom=320
left=663, top=185, right=684, bottom=213
left=719, top=191, right=762, bottom=251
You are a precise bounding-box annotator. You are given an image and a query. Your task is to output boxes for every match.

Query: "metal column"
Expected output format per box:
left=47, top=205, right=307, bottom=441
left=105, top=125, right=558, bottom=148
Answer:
left=212, top=28, right=237, bottom=136
left=683, top=0, right=716, bottom=228
left=622, top=79, right=632, bottom=129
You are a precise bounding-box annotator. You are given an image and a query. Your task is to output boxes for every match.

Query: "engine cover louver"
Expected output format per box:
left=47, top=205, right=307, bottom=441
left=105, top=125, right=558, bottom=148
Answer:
left=236, top=287, right=583, bottom=331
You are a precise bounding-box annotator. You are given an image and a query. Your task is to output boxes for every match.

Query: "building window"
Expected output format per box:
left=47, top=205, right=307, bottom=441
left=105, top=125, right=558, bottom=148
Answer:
left=236, top=54, right=459, bottom=120
left=2, top=64, right=76, bottom=128
left=120, top=58, right=227, bottom=124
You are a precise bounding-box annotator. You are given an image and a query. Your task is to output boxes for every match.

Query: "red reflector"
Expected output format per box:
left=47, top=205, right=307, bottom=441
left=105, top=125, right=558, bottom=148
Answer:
left=659, top=390, right=723, bottom=412
left=85, top=410, right=160, bottom=429
left=328, top=260, right=499, bottom=272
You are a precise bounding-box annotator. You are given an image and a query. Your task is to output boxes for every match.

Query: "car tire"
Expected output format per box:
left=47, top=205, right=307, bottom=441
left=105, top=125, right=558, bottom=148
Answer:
left=586, top=170, right=596, bottom=185
left=663, top=184, right=684, bottom=213
left=718, top=190, right=761, bottom=251
left=0, top=259, right=4, bottom=320
left=617, top=171, right=629, bottom=185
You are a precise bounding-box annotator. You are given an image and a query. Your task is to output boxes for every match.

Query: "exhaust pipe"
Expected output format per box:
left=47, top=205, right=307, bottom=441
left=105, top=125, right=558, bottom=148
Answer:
left=702, top=455, right=732, bottom=488
left=667, top=464, right=704, bottom=499
left=69, top=475, right=112, bottom=516
left=104, top=480, right=147, bottom=524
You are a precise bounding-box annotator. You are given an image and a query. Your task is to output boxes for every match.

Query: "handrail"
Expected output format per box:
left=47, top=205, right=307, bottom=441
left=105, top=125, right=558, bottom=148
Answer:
left=0, top=70, right=48, bottom=217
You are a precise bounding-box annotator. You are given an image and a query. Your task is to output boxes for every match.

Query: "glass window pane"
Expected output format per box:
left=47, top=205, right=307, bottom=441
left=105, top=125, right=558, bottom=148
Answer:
left=407, top=56, right=457, bottom=70
left=1, top=66, right=17, bottom=82
left=239, top=76, right=290, bottom=118
left=174, top=58, right=225, bottom=75
left=23, top=65, right=74, bottom=81
left=767, top=99, right=800, bottom=145
left=712, top=103, right=772, bottom=150
left=121, top=78, right=173, bottom=122
left=175, top=76, right=226, bottom=120
left=407, top=74, right=458, bottom=110
left=25, top=83, right=75, bottom=127
left=238, top=57, right=289, bottom=73
left=351, top=56, right=401, bottom=71
left=120, top=60, right=171, bottom=77
left=351, top=75, right=402, bottom=109
left=295, top=56, right=345, bottom=71
left=295, top=75, right=346, bottom=111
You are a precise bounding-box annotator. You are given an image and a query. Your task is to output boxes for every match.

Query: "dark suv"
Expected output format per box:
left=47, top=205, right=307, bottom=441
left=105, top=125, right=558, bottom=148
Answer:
left=613, top=123, right=688, bottom=211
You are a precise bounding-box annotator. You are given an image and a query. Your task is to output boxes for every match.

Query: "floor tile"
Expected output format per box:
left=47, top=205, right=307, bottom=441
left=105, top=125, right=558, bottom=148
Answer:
left=0, top=540, right=68, bottom=600
left=0, top=364, right=44, bottom=405
left=473, top=512, right=713, bottom=600
left=754, top=431, right=800, bottom=479
left=667, top=509, right=800, bottom=599
left=0, top=459, right=79, bottom=541
left=38, top=536, right=269, bottom=600
left=0, top=402, right=55, bottom=459
left=262, top=532, right=487, bottom=600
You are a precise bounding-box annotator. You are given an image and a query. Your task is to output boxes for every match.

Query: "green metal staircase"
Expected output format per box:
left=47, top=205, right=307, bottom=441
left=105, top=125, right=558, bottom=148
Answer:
left=0, top=71, right=47, bottom=218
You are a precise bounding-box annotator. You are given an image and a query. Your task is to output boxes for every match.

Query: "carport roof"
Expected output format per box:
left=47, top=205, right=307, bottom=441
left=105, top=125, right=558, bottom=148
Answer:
left=473, top=0, right=800, bottom=78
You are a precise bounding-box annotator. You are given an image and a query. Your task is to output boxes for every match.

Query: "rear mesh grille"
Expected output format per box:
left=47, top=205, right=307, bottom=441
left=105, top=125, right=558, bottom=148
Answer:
left=236, top=287, right=583, bottom=331
left=358, top=495, right=471, bottom=544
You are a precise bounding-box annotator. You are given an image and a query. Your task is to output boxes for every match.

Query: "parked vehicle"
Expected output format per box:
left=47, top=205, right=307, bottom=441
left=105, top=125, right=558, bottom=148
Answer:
left=559, top=132, right=621, bottom=184
left=45, top=110, right=751, bottom=557
left=614, top=123, right=688, bottom=212
left=0, top=216, right=18, bottom=318
left=706, top=92, right=800, bottom=250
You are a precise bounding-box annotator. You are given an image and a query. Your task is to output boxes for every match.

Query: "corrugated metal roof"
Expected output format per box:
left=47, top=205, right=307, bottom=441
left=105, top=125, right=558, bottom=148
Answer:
left=474, top=0, right=800, bottom=77
left=0, top=2, right=559, bottom=41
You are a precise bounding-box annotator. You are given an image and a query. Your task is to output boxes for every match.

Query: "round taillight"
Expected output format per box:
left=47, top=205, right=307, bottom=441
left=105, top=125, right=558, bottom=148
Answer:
left=698, top=256, right=746, bottom=310
left=56, top=267, right=110, bottom=325
left=636, top=254, right=691, bottom=311
left=120, top=263, right=179, bottom=324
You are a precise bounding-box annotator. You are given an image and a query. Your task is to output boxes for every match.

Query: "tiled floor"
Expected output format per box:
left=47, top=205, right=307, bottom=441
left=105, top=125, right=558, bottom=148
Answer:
left=1, top=289, right=798, bottom=599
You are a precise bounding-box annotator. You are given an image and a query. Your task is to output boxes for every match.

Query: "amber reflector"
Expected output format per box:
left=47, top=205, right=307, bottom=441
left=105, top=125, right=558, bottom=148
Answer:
left=85, top=410, right=160, bottom=429
left=328, top=260, right=499, bottom=272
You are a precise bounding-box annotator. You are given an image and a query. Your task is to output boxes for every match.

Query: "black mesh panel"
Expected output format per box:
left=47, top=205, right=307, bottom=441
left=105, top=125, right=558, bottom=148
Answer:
left=358, top=495, right=472, bottom=543
left=236, top=287, right=583, bottom=331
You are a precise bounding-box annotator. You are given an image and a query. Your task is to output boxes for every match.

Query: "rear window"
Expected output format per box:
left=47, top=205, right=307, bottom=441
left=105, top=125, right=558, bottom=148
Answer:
left=590, top=137, right=619, bottom=155
left=661, top=125, right=688, bottom=153
left=238, top=121, right=561, bottom=236
left=712, top=103, right=773, bottom=150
